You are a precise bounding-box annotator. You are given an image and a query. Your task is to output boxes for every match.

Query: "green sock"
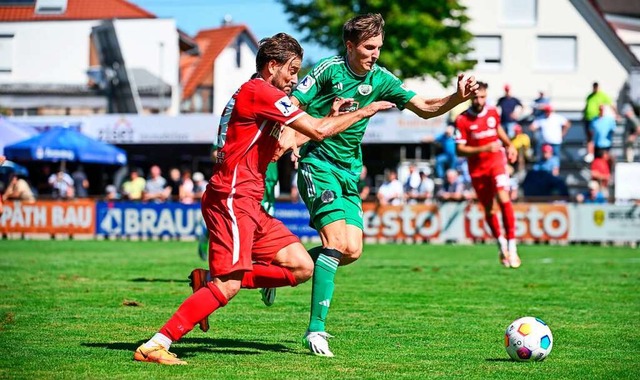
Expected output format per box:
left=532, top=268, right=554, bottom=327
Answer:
left=308, top=248, right=341, bottom=332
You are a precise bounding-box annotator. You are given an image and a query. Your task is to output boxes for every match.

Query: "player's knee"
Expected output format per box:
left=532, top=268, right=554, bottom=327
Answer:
left=324, top=235, right=348, bottom=253
left=341, top=244, right=362, bottom=266
left=294, top=253, right=314, bottom=283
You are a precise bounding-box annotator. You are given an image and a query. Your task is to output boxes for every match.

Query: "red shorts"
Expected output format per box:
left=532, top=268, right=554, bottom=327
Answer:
left=471, top=166, right=510, bottom=205
left=201, top=189, right=300, bottom=277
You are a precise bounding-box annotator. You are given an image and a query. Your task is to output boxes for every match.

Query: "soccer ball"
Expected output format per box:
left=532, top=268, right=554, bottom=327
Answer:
left=505, top=317, right=553, bottom=361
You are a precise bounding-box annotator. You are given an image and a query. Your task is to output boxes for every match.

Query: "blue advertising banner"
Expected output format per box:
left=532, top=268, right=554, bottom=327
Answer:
left=96, top=201, right=204, bottom=237
left=274, top=202, right=317, bottom=238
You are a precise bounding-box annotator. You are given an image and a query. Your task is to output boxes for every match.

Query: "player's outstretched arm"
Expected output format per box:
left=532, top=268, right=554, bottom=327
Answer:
left=405, top=74, right=479, bottom=119
left=288, top=100, right=395, bottom=142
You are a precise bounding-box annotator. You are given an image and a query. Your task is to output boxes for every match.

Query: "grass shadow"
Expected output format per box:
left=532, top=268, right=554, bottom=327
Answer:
left=82, top=337, right=297, bottom=357
left=485, top=358, right=513, bottom=362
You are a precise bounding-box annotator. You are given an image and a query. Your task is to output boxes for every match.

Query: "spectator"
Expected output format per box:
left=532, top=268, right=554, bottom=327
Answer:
left=529, top=104, right=570, bottom=159
left=358, top=165, right=372, bottom=201
left=576, top=180, right=607, bottom=204
left=71, top=165, right=89, bottom=198
left=621, top=102, right=640, bottom=162
left=48, top=167, right=74, bottom=199
left=533, top=144, right=560, bottom=177
left=143, top=165, right=169, bottom=203
left=377, top=169, right=404, bottom=206
left=179, top=169, right=195, bottom=204
left=591, top=105, right=617, bottom=155
left=192, top=172, right=207, bottom=200
left=432, top=125, right=457, bottom=179
left=404, top=163, right=421, bottom=194
left=590, top=149, right=611, bottom=189
left=510, top=123, right=532, bottom=174
left=121, top=169, right=146, bottom=201
left=166, top=168, right=182, bottom=202
left=104, top=184, right=120, bottom=201
left=407, top=170, right=435, bottom=204
left=455, top=157, right=472, bottom=187
left=436, top=169, right=465, bottom=202
left=2, top=174, right=35, bottom=203
left=584, top=82, right=616, bottom=162
left=532, top=90, right=551, bottom=120
left=497, top=84, right=523, bottom=138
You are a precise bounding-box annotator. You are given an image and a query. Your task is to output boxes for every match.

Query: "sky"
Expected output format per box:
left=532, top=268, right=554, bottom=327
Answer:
left=129, top=0, right=334, bottom=63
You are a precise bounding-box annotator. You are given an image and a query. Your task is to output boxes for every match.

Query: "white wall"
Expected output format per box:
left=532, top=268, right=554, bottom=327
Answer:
left=0, top=20, right=94, bottom=84
left=213, top=33, right=257, bottom=115
left=113, top=19, right=180, bottom=115
left=0, top=18, right=181, bottom=114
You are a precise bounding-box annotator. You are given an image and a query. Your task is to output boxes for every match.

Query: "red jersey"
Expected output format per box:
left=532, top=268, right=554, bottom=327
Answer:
left=210, top=78, right=305, bottom=200
left=454, top=106, right=506, bottom=176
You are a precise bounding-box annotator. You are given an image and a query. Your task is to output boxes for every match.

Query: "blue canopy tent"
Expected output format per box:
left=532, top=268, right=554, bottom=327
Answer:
left=4, top=127, right=127, bottom=165
left=0, top=117, right=38, bottom=154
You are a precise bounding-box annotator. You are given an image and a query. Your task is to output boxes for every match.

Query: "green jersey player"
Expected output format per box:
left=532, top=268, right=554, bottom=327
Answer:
left=276, top=13, right=479, bottom=357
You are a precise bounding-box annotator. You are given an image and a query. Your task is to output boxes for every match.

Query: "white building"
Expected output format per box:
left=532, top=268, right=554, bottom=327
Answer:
left=0, top=0, right=196, bottom=115
left=180, top=24, right=259, bottom=115
left=406, top=0, right=640, bottom=113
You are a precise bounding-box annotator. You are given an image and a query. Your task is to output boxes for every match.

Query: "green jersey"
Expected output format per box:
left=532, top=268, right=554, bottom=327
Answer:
left=292, top=56, right=416, bottom=173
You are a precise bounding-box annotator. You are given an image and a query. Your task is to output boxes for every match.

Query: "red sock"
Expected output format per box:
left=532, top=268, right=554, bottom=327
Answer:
left=159, top=282, right=228, bottom=341
left=500, top=201, right=516, bottom=240
left=241, top=264, right=297, bottom=289
left=485, top=211, right=502, bottom=240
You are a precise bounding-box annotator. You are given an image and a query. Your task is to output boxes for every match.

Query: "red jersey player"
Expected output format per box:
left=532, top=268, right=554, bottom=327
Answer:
left=455, top=81, right=520, bottom=268
left=133, top=33, right=394, bottom=365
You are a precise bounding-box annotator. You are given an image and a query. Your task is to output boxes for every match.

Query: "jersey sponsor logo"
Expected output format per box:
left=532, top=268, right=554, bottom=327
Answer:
left=275, top=96, right=298, bottom=116
left=487, top=116, right=497, bottom=128
left=470, top=124, right=478, bottom=130
left=269, top=124, right=282, bottom=140
left=297, top=75, right=315, bottom=93
left=471, top=129, right=497, bottom=139
left=358, top=84, right=373, bottom=96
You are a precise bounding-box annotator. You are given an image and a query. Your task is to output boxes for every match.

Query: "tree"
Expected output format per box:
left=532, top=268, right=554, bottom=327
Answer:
left=277, top=0, right=475, bottom=86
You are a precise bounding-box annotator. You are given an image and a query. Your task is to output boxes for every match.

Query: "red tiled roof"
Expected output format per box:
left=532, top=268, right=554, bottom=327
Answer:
left=181, top=24, right=257, bottom=100
left=0, top=0, right=155, bottom=21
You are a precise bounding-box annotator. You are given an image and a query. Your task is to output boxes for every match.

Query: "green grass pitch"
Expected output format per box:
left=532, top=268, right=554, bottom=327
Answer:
left=0, top=240, right=638, bottom=379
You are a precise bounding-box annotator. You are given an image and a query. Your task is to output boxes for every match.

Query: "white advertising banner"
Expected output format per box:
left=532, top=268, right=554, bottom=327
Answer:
left=572, top=204, right=640, bottom=242
left=9, top=114, right=219, bottom=144
left=362, top=109, right=448, bottom=143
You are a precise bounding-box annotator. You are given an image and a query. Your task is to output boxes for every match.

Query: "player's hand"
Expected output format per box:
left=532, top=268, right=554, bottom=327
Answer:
left=329, top=97, right=356, bottom=116
left=484, top=141, right=502, bottom=153
left=361, top=101, right=395, bottom=118
left=506, top=145, right=518, bottom=164
left=457, top=73, right=479, bottom=100
left=273, top=127, right=297, bottom=161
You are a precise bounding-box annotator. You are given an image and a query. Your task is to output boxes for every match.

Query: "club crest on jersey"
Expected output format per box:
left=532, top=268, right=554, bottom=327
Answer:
left=297, top=75, right=315, bottom=93
left=358, top=84, right=373, bottom=96
left=275, top=96, right=298, bottom=116
left=487, top=116, right=497, bottom=128
left=320, top=190, right=336, bottom=203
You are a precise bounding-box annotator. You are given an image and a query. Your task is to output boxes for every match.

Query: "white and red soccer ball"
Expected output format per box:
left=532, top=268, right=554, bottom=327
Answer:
left=505, top=317, right=553, bottom=361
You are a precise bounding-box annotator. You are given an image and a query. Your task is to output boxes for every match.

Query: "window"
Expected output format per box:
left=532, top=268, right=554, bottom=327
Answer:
left=502, top=0, right=537, bottom=26
left=0, top=34, right=14, bottom=73
left=35, top=0, right=67, bottom=15
left=535, top=36, right=577, bottom=72
left=468, top=36, right=502, bottom=72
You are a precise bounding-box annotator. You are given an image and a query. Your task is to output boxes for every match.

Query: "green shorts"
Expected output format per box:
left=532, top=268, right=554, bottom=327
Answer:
left=297, top=160, right=363, bottom=230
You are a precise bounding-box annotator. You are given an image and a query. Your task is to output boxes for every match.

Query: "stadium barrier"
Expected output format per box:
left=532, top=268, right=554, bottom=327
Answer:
left=1, top=200, right=638, bottom=244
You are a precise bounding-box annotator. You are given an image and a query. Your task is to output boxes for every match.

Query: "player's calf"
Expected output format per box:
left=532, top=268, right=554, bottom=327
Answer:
left=188, top=268, right=210, bottom=332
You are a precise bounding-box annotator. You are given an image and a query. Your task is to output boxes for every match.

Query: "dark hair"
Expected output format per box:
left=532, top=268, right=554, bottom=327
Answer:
left=343, top=13, right=385, bottom=46
left=477, top=81, right=488, bottom=90
left=255, top=33, right=303, bottom=72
